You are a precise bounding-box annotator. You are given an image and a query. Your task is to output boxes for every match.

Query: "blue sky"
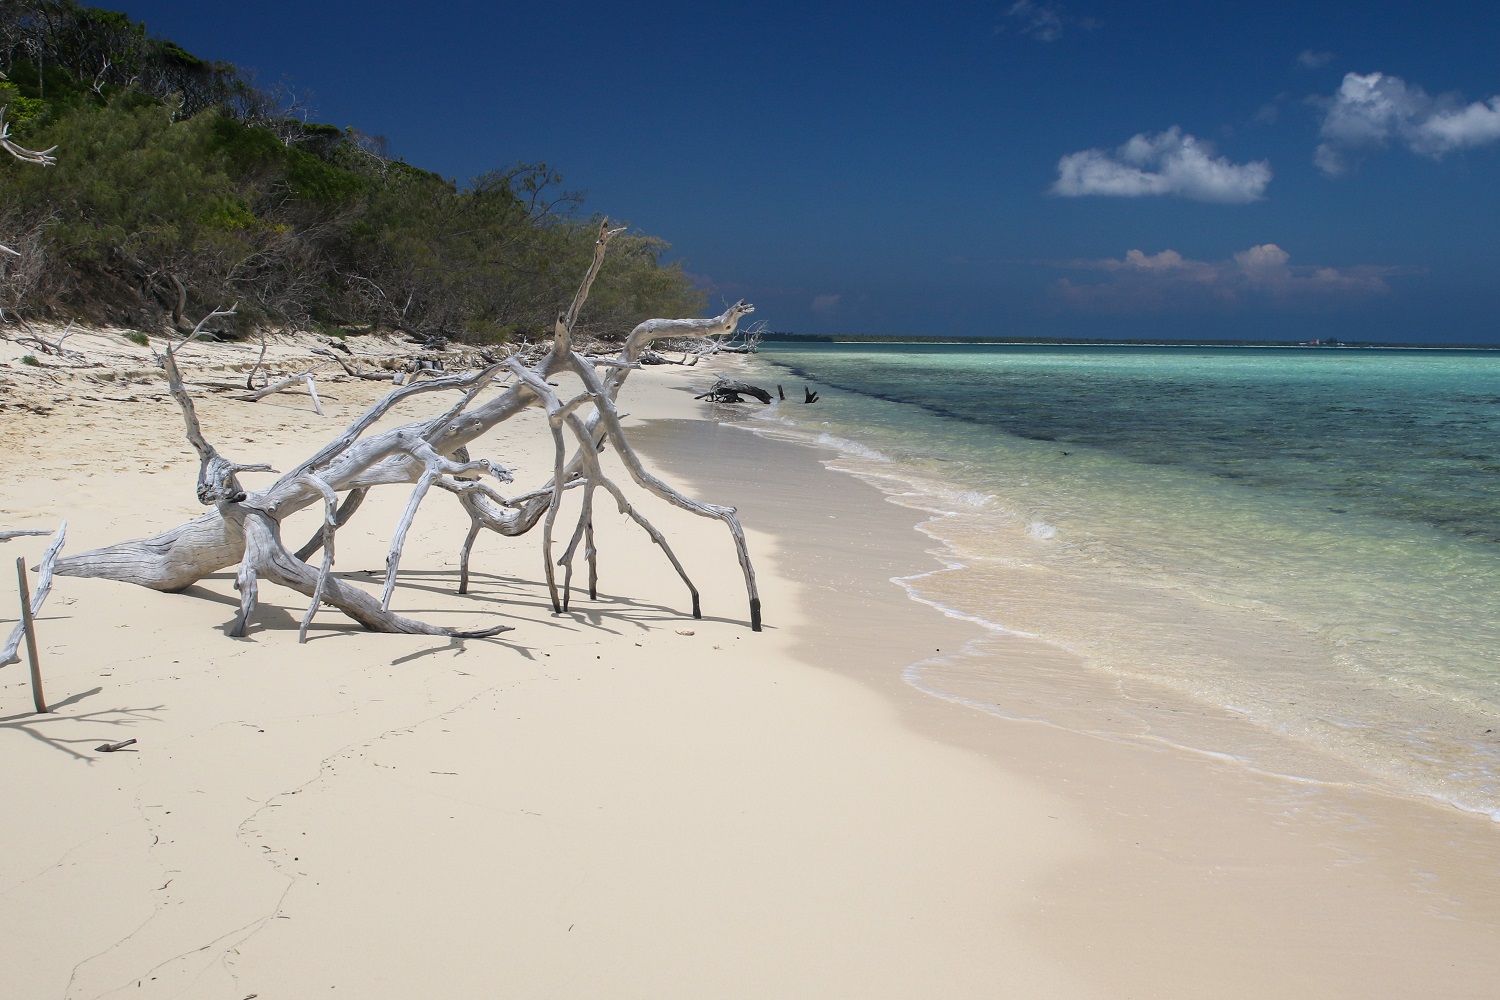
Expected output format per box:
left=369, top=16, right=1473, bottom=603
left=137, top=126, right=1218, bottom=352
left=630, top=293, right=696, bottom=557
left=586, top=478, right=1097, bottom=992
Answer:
left=118, top=1, right=1500, bottom=342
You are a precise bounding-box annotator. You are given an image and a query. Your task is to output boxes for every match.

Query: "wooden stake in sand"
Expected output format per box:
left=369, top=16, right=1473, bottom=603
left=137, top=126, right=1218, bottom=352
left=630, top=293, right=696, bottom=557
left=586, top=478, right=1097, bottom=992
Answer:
left=2, top=524, right=66, bottom=710
left=16, top=557, right=46, bottom=713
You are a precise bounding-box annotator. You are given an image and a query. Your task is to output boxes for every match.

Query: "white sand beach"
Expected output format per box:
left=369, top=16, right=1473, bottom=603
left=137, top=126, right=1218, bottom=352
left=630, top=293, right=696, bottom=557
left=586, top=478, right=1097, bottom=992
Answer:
left=3, top=330, right=1499, bottom=998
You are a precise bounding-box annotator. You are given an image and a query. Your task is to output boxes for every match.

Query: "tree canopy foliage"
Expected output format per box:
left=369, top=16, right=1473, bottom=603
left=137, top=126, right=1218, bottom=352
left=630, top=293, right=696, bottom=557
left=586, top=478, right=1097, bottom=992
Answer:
left=0, top=0, right=705, bottom=340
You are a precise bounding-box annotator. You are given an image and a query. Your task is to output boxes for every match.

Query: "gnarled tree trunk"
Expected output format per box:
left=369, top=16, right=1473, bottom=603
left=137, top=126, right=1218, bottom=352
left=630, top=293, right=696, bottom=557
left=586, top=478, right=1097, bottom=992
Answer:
left=56, top=222, right=762, bottom=638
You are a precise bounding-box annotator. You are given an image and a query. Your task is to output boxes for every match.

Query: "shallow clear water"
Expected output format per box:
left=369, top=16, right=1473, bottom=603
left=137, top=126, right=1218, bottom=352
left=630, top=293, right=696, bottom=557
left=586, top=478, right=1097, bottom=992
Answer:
left=742, top=343, right=1500, bottom=818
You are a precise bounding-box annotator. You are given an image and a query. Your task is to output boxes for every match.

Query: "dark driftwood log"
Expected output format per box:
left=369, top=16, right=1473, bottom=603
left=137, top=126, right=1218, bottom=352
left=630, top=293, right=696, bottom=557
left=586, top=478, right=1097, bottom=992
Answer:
left=695, top=380, right=772, bottom=404
left=312, top=348, right=402, bottom=381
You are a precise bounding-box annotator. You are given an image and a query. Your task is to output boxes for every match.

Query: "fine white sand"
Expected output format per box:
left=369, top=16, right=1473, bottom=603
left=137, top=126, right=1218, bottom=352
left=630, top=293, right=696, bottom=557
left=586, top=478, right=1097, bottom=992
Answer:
left=3, top=330, right=1499, bottom=998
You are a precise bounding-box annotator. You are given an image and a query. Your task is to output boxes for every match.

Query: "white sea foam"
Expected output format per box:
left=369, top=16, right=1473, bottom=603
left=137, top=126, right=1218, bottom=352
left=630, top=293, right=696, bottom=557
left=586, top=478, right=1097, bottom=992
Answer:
left=891, top=560, right=1038, bottom=640
left=812, top=432, right=893, bottom=462
left=1027, top=519, right=1058, bottom=540
left=946, top=488, right=993, bottom=508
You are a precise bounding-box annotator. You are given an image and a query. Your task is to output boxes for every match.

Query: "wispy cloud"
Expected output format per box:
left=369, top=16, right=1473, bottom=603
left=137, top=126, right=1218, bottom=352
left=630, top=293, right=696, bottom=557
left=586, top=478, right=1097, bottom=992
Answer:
left=1000, top=1, right=1098, bottom=42
left=1052, top=128, right=1271, bottom=203
left=1315, top=72, right=1500, bottom=175
left=811, top=293, right=842, bottom=314
left=1298, top=49, right=1335, bottom=69
left=1049, top=244, right=1403, bottom=312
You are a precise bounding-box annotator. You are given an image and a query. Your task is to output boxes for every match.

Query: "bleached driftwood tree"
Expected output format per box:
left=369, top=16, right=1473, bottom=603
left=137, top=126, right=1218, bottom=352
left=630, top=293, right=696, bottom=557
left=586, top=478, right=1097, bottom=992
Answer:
left=55, top=223, right=762, bottom=638
left=0, top=103, right=58, bottom=259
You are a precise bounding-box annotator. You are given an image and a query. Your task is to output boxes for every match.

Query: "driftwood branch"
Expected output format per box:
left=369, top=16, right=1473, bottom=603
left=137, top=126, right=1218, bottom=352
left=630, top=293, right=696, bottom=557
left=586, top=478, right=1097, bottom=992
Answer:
left=0, top=105, right=57, bottom=257
left=2, top=522, right=66, bottom=669
left=233, top=361, right=331, bottom=413
left=16, top=557, right=45, bottom=711
left=14, top=321, right=80, bottom=359
left=56, top=219, right=763, bottom=640
left=695, top=379, right=772, bottom=404
left=246, top=332, right=271, bottom=389
left=155, top=309, right=278, bottom=504
left=0, top=106, right=58, bottom=166
left=312, top=348, right=401, bottom=381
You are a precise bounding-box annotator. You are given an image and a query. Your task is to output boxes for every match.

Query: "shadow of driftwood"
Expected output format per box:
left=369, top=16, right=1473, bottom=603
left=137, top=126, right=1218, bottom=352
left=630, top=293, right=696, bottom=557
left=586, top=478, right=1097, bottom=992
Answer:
left=386, top=633, right=528, bottom=666
left=389, top=567, right=729, bottom=630
left=0, top=686, right=164, bottom=761
left=168, top=565, right=749, bottom=647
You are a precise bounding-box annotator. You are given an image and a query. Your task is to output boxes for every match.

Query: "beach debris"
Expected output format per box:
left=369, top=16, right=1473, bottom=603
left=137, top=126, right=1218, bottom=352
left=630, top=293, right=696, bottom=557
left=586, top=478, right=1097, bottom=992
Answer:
left=407, top=333, right=449, bottom=351
left=95, top=739, right=138, bottom=753
left=311, top=347, right=404, bottom=381
left=0, top=106, right=58, bottom=257
left=0, top=105, right=57, bottom=166
left=234, top=329, right=330, bottom=414
left=710, top=321, right=762, bottom=357
left=12, top=320, right=83, bottom=360
left=234, top=366, right=331, bottom=413
left=695, top=378, right=773, bottom=404
left=3, top=522, right=66, bottom=714
left=802, top=386, right=819, bottom=404
left=639, top=348, right=702, bottom=366
left=13, top=557, right=45, bottom=712
left=152, top=313, right=278, bottom=505
left=675, top=629, right=695, bottom=636
left=54, top=221, right=765, bottom=640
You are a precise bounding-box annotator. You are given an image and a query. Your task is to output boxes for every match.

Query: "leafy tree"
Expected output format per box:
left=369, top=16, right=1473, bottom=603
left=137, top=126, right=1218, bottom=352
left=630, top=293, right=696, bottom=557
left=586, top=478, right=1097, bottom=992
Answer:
left=0, top=0, right=710, bottom=341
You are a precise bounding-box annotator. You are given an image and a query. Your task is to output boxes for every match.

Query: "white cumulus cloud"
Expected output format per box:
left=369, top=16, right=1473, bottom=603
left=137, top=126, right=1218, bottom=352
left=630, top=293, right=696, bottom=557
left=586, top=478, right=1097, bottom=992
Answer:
left=1052, top=128, right=1272, bottom=203
left=1315, top=71, right=1500, bottom=175
left=1051, top=244, right=1401, bottom=312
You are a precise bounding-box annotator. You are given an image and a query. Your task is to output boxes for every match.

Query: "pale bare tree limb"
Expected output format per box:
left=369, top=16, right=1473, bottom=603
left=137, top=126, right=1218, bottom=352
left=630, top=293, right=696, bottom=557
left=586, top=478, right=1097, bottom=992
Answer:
left=232, top=361, right=332, bottom=408
left=56, top=219, right=762, bottom=639
left=296, top=473, right=339, bottom=643
left=2, top=522, right=66, bottom=668
left=154, top=308, right=277, bottom=505
left=0, top=106, right=57, bottom=166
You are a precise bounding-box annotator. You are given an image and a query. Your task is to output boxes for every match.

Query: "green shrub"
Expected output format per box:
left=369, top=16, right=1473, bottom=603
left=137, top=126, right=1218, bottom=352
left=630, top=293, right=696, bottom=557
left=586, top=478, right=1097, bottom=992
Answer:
left=0, top=1, right=714, bottom=341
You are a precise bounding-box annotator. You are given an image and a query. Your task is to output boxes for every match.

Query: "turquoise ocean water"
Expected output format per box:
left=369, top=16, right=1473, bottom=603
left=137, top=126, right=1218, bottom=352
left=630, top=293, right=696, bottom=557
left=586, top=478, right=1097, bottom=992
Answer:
left=739, top=343, right=1500, bottom=819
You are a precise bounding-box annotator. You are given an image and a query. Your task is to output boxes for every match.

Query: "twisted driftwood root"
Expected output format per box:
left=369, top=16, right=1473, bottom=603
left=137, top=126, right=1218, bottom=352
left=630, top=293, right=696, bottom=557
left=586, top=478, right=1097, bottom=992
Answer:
left=56, top=221, right=763, bottom=640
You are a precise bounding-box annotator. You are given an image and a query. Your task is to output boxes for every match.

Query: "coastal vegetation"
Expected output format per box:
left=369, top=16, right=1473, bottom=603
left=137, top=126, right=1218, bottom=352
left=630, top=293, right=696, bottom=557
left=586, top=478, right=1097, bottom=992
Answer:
left=53, top=230, right=763, bottom=638
left=0, top=0, right=704, bottom=342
